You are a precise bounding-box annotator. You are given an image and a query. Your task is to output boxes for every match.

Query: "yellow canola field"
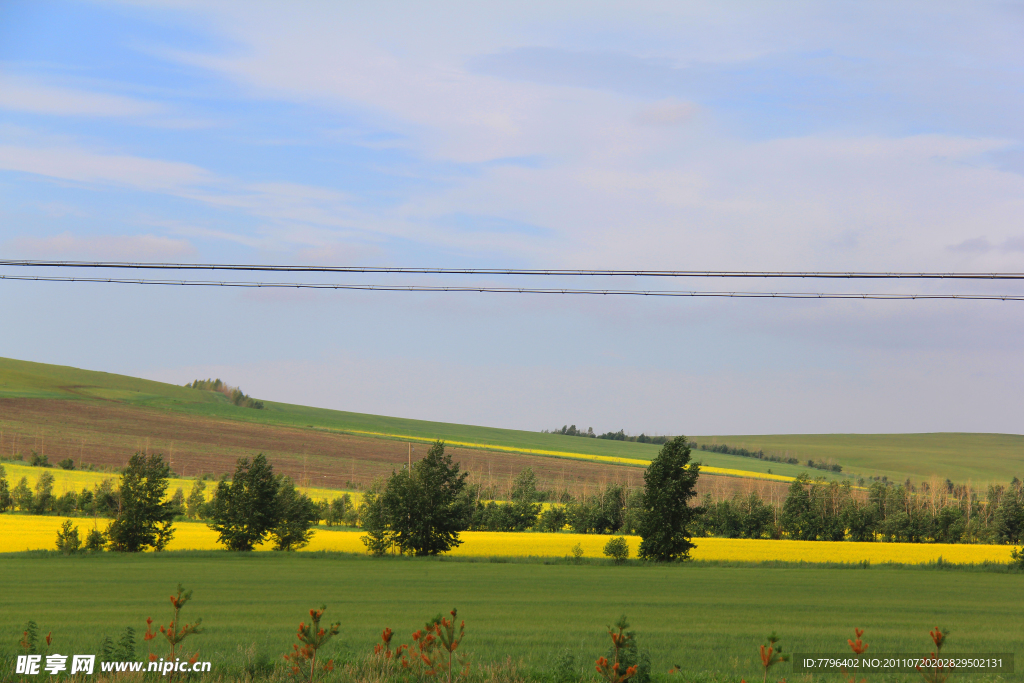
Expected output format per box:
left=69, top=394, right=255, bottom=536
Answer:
left=332, top=430, right=795, bottom=482
left=1, top=515, right=1013, bottom=564
left=0, top=463, right=360, bottom=505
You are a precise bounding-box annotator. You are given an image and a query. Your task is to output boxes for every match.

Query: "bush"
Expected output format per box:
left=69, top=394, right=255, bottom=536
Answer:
left=57, top=458, right=75, bottom=470
left=85, top=527, right=106, bottom=552
left=603, top=537, right=629, bottom=564
left=55, top=520, right=81, bottom=555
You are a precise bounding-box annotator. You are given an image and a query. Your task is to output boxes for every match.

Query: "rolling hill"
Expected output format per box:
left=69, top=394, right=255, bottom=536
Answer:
left=1, top=357, right=1020, bottom=490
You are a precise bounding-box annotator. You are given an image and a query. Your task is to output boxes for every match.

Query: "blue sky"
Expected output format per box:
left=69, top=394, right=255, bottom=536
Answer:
left=1, top=1, right=1022, bottom=435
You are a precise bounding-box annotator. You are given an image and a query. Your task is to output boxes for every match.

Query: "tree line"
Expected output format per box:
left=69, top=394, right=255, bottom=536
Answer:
left=543, top=424, right=672, bottom=444
left=693, top=474, right=1024, bottom=545
left=359, top=437, right=700, bottom=560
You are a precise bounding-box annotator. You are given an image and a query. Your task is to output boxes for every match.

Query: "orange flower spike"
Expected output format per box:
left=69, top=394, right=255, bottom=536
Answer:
left=930, top=628, right=945, bottom=648
left=188, top=654, right=198, bottom=665
left=149, top=654, right=158, bottom=662
left=45, top=633, right=52, bottom=647
left=855, top=628, right=864, bottom=639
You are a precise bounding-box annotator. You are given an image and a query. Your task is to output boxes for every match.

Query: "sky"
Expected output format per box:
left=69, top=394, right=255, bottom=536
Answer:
left=0, top=1, right=1022, bottom=436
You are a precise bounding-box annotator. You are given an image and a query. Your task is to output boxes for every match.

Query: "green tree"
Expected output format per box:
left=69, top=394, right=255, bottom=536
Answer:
left=603, top=536, right=629, bottom=563
left=55, top=520, right=81, bottom=555
left=269, top=477, right=319, bottom=551
left=33, top=471, right=55, bottom=514
left=359, top=478, right=392, bottom=556
left=780, top=474, right=815, bottom=539
left=185, top=478, right=207, bottom=520
left=381, top=440, right=474, bottom=556
left=637, top=436, right=701, bottom=562
left=107, top=453, right=175, bottom=552
left=507, top=467, right=542, bottom=530
left=0, top=466, right=11, bottom=512
left=207, top=453, right=280, bottom=551
left=12, top=476, right=33, bottom=511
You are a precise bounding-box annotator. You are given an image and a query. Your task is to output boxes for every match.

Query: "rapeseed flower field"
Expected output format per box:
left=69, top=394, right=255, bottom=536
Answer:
left=1, top=514, right=1013, bottom=563
left=0, top=462, right=358, bottom=504
left=321, top=429, right=797, bottom=482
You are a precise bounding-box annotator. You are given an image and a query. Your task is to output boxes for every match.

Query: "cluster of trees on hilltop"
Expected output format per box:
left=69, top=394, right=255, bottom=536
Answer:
left=543, top=424, right=672, bottom=444
left=186, top=378, right=264, bottom=409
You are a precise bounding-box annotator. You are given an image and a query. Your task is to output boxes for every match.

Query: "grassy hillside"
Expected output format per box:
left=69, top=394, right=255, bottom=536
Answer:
left=2, top=357, right=1020, bottom=485
left=0, top=357, right=836, bottom=483
left=693, top=433, right=1024, bottom=485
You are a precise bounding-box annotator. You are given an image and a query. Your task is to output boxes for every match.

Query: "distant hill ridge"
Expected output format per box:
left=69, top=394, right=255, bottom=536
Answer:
left=0, top=356, right=1021, bottom=485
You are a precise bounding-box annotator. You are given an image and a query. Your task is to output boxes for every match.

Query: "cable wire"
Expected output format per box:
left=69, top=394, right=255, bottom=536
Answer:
left=1, top=260, right=1023, bottom=280
left=1, top=274, right=1020, bottom=300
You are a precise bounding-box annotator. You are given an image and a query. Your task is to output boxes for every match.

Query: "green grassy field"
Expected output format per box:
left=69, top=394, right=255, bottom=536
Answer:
left=1, top=553, right=1023, bottom=680
left=693, top=433, right=1024, bottom=485
left=2, top=356, right=1020, bottom=485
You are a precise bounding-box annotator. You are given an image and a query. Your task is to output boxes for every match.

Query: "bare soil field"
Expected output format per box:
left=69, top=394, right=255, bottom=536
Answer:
left=0, top=398, right=786, bottom=500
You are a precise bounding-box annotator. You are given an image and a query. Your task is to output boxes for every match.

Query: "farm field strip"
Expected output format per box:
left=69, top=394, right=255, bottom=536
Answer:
left=1, top=515, right=1014, bottom=564
left=2, top=554, right=1023, bottom=678
left=326, top=428, right=798, bottom=482
left=0, top=462, right=359, bottom=504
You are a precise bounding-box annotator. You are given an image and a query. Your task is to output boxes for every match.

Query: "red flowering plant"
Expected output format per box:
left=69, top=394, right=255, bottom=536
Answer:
left=916, top=627, right=951, bottom=683
left=143, top=584, right=203, bottom=677
left=283, top=605, right=341, bottom=683
left=842, top=628, right=869, bottom=683
left=596, top=616, right=638, bottom=683
left=18, top=621, right=51, bottom=656
left=757, top=632, right=790, bottom=683
left=392, top=610, right=469, bottom=681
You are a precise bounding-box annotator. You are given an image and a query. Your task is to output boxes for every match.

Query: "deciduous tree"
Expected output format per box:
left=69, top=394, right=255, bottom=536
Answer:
left=207, top=453, right=280, bottom=551
left=107, top=453, right=175, bottom=552
left=637, top=436, right=701, bottom=562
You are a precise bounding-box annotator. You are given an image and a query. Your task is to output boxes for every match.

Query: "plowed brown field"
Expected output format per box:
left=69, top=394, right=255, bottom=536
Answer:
left=0, top=398, right=786, bottom=501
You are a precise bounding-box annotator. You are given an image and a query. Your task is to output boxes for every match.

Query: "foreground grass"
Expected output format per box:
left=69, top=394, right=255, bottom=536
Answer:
left=1, top=552, right=1023, bottom=681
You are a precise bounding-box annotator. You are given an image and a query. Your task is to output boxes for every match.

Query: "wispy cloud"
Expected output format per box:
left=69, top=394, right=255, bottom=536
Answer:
left=0, top=74, right=165, bottom=117
left=5, top=231, right=196, bottom=260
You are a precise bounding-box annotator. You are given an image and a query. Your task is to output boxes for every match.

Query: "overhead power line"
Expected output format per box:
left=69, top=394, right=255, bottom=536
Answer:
left=1, top=274, right=1020, bottom=300
left=1, top=260, right=1023, bottom=280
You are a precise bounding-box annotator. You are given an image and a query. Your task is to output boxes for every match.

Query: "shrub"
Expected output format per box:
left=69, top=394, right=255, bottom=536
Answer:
left=85, top=527, right=107, bottom=552
left=55, top=520, right=81, bottom=555
left=57, top=458, right=75, bottom=470
left=604, top=537, right=629, bottom=564
left=143, top=584, right=203, bottom=673
left=570, top=542, right=584, bottom=564
left=596, top=616, right=638, bottom=682
left=99, top=627, right=136, bottom=663
left=283, top=606, right=340, bottom=683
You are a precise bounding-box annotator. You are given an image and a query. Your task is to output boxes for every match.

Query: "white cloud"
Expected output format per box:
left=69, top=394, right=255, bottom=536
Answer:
left=0, top=144, right=214, bottom=192
left=5, top=232, right=196, bottom=260
left=0, top=74, right=165, bottom=117
left=632, top=100, right=697, bottom=127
